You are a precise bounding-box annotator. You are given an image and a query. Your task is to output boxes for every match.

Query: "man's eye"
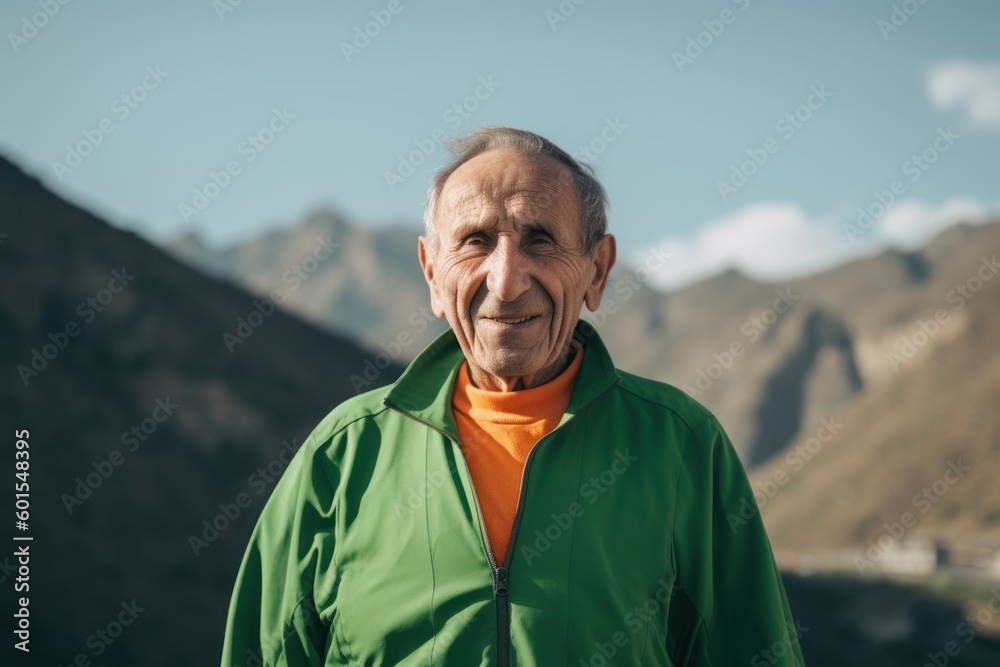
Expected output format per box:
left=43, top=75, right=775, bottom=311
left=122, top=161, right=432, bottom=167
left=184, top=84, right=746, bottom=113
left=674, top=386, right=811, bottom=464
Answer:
left=463, top=234, right=490, bottom=247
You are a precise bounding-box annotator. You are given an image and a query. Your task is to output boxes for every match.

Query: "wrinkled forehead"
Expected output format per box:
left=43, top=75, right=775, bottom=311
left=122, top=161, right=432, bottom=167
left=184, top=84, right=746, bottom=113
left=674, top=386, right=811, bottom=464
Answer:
left=438, top=150, right=578, bottom=224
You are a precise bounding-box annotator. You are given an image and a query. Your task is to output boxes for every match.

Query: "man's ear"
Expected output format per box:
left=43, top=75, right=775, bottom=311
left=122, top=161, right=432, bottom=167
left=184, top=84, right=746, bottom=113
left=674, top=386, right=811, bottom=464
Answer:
left=418, top=235, right=446, bottom=318
left=584, top=234, right=617, bottom=312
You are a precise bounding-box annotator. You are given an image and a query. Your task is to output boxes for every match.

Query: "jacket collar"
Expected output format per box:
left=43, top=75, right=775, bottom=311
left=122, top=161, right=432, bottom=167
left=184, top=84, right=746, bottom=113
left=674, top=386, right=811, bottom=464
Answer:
left=383, top=319, right=622, bottom=440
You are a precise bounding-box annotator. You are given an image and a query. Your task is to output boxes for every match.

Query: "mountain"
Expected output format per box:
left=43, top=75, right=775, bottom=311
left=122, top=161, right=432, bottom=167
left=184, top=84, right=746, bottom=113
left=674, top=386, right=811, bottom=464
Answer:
left=169, top=211, right=1000, bottom=476
left=3, top=152, right=999, bottom=665
left=752, top=236, right=1000, bottom=550
left=593, top=221, right=1000, bottom=468
left=166, top=211, right=448, bottom=359
left=0, top=156, right=404, bottom=666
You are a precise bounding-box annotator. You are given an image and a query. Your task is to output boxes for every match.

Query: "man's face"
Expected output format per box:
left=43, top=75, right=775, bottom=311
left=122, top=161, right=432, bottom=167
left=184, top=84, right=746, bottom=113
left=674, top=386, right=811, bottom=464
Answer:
left=418, top=148, right=616, bottom=391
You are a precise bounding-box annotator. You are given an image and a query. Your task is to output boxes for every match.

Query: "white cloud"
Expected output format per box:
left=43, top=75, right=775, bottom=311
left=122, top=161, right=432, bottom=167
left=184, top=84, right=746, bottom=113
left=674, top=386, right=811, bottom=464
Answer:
left=642, top=198, right=997, bottom=291
left=643, top=203, right=843, bottom=290
left=878, top=197, right=988, bottom=247
left=926, top=60, right=1000, bottom=130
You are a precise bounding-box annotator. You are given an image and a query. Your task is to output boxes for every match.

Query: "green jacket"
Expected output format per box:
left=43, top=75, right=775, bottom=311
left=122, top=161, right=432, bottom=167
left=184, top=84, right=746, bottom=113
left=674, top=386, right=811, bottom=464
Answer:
left=222, top=321, right=806, bottom=666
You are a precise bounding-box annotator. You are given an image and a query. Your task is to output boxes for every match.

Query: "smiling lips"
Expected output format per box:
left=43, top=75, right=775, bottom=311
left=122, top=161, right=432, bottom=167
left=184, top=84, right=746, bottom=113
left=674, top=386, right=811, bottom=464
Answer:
left=485, top=315, right=538, bottom=325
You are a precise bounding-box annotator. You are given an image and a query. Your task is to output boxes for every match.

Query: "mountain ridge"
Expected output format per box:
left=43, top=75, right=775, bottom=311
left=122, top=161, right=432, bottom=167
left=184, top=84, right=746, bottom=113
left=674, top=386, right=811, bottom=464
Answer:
left=0, top=154, right=405, bottom=666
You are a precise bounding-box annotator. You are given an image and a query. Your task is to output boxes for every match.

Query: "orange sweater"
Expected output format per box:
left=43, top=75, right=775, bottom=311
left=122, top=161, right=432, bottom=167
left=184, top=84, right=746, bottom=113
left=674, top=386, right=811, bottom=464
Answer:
left=451, top=339, right=583, bottom=563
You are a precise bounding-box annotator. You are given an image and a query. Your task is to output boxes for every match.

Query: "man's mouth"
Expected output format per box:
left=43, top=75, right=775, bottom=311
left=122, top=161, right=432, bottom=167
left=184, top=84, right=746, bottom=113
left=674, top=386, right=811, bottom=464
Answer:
left=485, top=315, right=539, bottom=325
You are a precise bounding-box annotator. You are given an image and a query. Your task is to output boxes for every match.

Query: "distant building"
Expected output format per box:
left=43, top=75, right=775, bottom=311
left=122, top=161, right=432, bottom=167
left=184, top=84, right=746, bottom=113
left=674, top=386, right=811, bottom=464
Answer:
left=880, top=539, right=939, bottom=575
left=881, top=537, right=1000, bottom=578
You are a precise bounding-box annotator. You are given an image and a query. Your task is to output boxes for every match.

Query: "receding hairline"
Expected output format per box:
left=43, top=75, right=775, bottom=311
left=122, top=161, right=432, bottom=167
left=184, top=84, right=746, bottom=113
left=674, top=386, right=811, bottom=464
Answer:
left=435, top=147, right=581, bottom=216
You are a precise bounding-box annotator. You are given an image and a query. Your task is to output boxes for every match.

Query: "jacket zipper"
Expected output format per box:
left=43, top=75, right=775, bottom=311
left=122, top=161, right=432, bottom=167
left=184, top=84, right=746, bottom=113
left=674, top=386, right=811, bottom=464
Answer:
left=385, top=374, right=621, bottom=666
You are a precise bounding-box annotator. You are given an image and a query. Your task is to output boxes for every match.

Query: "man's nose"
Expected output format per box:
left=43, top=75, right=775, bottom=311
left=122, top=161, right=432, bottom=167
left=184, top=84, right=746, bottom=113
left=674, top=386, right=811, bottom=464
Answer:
left=485, top=243, right=531, bottom=302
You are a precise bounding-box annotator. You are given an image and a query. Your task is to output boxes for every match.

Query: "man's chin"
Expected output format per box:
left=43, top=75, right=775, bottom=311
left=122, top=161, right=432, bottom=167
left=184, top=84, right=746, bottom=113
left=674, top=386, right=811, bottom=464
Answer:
left=472, top=349, right=545, bottom=382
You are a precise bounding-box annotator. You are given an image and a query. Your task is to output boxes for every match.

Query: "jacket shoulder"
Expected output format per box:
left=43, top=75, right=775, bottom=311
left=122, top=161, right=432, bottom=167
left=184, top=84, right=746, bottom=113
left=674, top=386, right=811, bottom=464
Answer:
left=301, top=384, right=394, bottom=455
left=614, top=368, right=716, bottom=434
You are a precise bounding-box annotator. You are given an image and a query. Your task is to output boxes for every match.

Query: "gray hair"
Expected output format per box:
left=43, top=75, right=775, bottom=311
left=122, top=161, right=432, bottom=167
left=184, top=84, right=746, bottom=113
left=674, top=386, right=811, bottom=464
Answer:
left=423, top=126, right=609, bottom=254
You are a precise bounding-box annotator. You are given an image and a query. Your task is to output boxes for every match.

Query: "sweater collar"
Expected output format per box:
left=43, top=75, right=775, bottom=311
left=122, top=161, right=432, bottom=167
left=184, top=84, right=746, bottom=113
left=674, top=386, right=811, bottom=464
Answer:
left=383, top=319, right=622, bottom=441
left=453, top=337, right=583, bottom=425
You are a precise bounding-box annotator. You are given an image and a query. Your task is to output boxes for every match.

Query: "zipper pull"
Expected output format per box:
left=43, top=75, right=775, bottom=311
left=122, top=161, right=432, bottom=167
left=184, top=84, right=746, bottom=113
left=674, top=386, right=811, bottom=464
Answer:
left=494, top=566, right=509, bottom=596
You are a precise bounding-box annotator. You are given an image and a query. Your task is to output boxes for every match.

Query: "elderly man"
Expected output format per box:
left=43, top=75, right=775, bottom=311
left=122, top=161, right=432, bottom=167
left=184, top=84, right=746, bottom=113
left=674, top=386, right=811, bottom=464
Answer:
left=222, top=127, right=806, bottom=666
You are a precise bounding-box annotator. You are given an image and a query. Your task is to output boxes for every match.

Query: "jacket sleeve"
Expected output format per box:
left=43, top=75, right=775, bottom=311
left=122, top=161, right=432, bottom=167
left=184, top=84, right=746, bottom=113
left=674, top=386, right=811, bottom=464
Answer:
left=667, top=415, right=806, bottom=666
left=220, top=438, right=338, bottom=667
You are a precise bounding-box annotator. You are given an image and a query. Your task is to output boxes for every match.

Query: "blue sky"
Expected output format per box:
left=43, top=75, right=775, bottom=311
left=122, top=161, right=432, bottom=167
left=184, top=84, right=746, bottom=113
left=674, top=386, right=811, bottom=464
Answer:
left=2, top=0, right=998, bottom=288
